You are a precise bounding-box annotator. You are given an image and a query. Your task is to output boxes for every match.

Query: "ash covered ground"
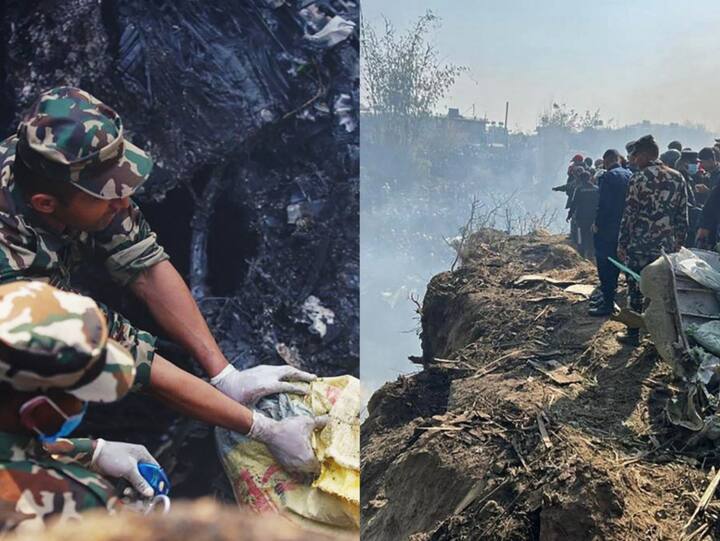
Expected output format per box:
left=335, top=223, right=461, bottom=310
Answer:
left=362, top=231, right=720, bottom=540
left=0, top=0, right=358, bottom=499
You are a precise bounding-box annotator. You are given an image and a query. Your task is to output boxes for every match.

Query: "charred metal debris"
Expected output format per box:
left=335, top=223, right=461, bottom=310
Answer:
left=0, top=0, right=358, bottom=497
left=1, top=0, right=359, bottom=376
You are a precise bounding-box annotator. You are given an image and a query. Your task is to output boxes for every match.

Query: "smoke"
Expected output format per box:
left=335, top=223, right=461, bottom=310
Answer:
left=360, top=114, right=561, bottom=400
left=360, top=113, right=718, bottom=401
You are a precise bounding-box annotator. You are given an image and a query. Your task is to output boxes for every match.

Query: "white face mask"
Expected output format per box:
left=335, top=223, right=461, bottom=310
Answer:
left=688, top=163, right=699, bottom=174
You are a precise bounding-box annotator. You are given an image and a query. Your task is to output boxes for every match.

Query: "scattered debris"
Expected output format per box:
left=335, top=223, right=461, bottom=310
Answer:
left=305, top=15, right=356, bottom=48
left=537, top=411, right=553, bottom=449
left=469, top=349, right=527, bottom=379
left=563, top=283, right=596, bottom=298
left=527, top=359, right=583, bottom=385
left=514, top=273, right=595, bottom=301
left=301, top=295, right=336, bottom=337
left=513, top=274, right=579, bottom=288
left=275, top=342, right=304, bottom=367
left=682, top=467, right=720, bottom=540
left=610, top=307, right=644, bottom=329
left=333, top=93, right=356, bottom=132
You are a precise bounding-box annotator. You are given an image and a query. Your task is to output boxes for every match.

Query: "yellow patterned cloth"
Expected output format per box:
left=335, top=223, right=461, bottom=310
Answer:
left=216, top=375, right=360, bottom=535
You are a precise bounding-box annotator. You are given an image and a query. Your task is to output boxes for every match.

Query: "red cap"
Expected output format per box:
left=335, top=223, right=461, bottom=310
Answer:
left=571, top=154, right=584, bottom=164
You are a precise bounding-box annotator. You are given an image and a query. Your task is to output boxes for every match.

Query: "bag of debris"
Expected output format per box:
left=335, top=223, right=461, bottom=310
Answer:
left=216, top=376, right=360, bottom=536
left=672, top=247, right=720, bottom=291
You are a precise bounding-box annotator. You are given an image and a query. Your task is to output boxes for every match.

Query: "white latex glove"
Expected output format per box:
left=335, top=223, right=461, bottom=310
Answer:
left=90, top=439, right=160, bottom=498
left=248, top=411, right=328, bottom=474
left=211, top=364, right=317, bottom=406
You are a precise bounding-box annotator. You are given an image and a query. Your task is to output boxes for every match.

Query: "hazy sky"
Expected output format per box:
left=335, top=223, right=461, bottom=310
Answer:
left=362, top=0, right=720, bottom=133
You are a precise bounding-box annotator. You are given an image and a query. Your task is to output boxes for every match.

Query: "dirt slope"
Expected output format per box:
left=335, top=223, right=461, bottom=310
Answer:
left=362, top=230, right=717, bottom=541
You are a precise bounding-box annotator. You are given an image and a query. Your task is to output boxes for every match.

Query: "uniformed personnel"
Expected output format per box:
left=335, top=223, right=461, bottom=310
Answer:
left=617, top=135, right=689, bottom=345
left=0, top=87, right=324, bottom=474
left=0, top=281, right=161, bottom=533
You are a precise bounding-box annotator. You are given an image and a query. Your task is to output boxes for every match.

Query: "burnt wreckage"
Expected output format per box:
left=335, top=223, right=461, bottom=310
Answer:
left=0, top=0, right=358, bottom=496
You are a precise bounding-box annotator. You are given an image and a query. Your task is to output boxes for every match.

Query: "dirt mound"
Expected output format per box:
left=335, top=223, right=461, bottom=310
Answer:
left=362, top=231, right=717, bottom=540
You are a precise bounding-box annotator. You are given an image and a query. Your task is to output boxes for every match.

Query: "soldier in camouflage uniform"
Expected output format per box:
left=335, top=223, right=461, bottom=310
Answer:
left=0, top=87, right=325, bottom=474
left=0, top=281, right=162, bottom=534
left=0, top=87, right=170, bottom=388
left=617, top=135, right=689, bottom=345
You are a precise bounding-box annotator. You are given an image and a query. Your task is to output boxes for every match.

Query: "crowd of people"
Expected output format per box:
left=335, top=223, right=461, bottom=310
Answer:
left=554, top=134, right=720, bottom=346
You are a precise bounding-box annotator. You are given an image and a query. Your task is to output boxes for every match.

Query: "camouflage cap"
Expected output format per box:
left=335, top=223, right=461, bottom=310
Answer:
left=0, top=281, right=135, bottom=402
left=15, top=87, right=152, bottom=200
left=633, top=134, right=658, bottom=155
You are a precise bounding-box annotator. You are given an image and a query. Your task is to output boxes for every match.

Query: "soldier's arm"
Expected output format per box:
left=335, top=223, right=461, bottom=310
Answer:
left=149, top=354, right=253, bottom=433
left=595, top=174, right=610, bottom=230
left=700, top=185, right=720, bottom=232
left=89, top=202, right=228, bottom=377
left=43, top=438, right=95, bottom=467
left=676, top=180, right=689, bottom=249
left=687, top=180, right=698, bottom=206
left=89, top=200, right=169, bottom=286
left=131, top=259, right=229, bottom=378
left=617, top=177, right=639, bottom=255
left=47, top=371, right=275, bottom=476
left=22, top=369, right=254, bottom=469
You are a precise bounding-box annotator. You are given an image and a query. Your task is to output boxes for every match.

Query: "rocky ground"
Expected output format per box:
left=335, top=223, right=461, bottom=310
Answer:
left=362, top=230, right=720, bottom=540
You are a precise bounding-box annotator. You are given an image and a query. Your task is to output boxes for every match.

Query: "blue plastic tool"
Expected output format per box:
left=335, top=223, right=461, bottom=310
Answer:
left=138, top=463, right=171, bottom=496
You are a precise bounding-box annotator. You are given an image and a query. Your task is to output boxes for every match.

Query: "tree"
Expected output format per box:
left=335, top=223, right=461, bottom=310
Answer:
left=538, top=103, right=604, bottom=132
left=361, top=11, right=466, bottom=119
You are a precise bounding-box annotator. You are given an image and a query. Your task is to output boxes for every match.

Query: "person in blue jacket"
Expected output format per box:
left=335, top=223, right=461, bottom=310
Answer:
left=588, top=149, right=632, bottom=317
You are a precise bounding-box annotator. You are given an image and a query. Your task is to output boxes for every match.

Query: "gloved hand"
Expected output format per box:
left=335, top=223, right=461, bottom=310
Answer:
left=211, top=364, right=317, bottom=406
left=90, top=439, right=159, bottom=498
left=248, top=411, right=328, bottom=474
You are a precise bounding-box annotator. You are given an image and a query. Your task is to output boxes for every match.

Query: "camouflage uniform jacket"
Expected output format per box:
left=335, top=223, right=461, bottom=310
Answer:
left=0, top=431, right=120, bottom=534
left=618, top=160, right=689, bottom=268
left=0, top=135, right=168, bottom=388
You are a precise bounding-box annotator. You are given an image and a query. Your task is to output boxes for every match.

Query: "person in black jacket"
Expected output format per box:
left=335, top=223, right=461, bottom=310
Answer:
left=567, top=170, right=599, bottom=258
left=675, top=150, right=702, bottom=247
left=588, top=149, right=632, bottom=316
left=699, top=147, right=720, bottom=194
left=697, top=184, right=720, bottom=249
left=695, top=148, right=720, bottom=249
